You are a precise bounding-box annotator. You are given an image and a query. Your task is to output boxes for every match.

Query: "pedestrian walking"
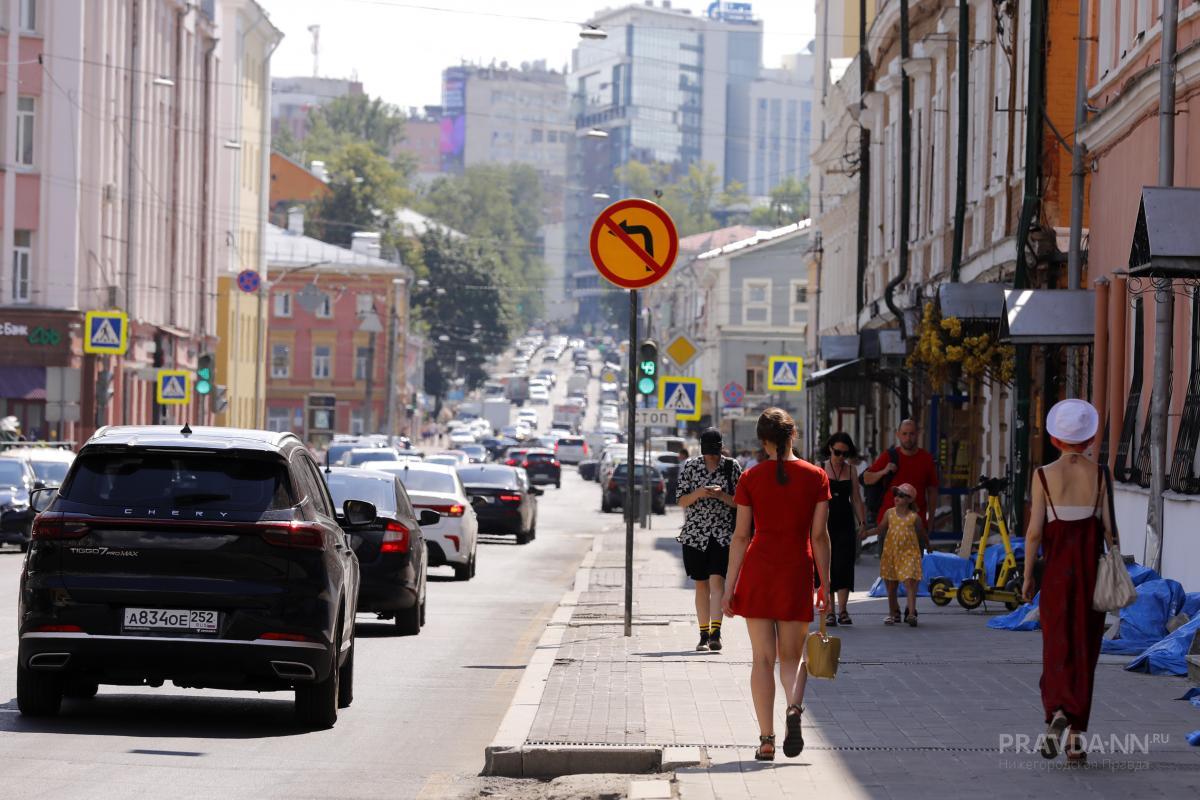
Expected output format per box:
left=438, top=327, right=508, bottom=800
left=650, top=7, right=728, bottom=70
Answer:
left=722, top=408, right=831, bottom=761
left=1021, top=399, right=1111, bottom=763
left=868, top=483, right=929, bottom=626
left=822, top=432, right=867, bottom=626
left=676, top=428, right=742, bottom=652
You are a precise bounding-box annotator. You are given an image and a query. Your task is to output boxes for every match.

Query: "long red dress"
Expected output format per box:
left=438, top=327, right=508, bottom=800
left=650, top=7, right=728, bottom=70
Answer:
left=730, top=459, right=831, bottom=622
left=1036, top=466, right=1106, bottom=731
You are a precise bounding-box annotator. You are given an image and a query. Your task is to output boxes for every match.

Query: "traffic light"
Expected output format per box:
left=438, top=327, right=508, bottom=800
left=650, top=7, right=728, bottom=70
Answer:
left=195, top=353, right=214, bottom=396
left=211, top=385, right=228, bottom=413
left=636, top=340, right=658, bottom=396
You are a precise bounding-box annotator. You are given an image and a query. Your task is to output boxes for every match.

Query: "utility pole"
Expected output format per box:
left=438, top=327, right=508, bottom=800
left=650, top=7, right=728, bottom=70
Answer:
left=383, top=278, right=403, bottom=440
left=1064, top=0, right=1090, bottom=397
left=1146, top=0, right=1179, bottom=574
left=855, top=0, right=871, bottom=322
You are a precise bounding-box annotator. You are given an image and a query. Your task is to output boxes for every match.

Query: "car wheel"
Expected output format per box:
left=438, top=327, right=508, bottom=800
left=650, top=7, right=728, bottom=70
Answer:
left=17, top=664, right=63, bottom=716
left=19, top=540, right=28, bottom=553
left=601, top=498, right=611, bottom=513
left=295, top=631, right=340, bottom=729
left=469, top=548, right=477, bottom=578
left=336, top=640, right=354, bottom=709
left=556, top=481, right=561, bottom=489
left=452, top=558, right=472, bottom=581
left=63, top=679, right=99, bottom=700
left=419, top=593, right=427, bottom=627
left=516, top=529, right=531, bottom=545
left=395, top=597, right=421, bottom=634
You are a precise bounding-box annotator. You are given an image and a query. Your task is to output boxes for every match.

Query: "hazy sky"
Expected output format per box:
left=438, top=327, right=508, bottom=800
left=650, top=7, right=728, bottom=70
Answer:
left=259, top=0, right=817, bottom=111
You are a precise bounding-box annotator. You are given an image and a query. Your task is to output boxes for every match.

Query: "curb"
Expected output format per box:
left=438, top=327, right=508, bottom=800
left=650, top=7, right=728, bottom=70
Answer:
left=483, top=536, right=699, bottom=777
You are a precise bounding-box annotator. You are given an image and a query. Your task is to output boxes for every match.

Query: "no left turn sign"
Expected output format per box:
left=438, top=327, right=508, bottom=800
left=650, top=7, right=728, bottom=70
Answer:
left=588, top=198, right=679, bottom=290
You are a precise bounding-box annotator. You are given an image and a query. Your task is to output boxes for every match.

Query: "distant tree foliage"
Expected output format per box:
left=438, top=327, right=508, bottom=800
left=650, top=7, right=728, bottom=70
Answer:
left=273, top=93, right=416, bottom=177
left=306, top=142, right=409, bottom=247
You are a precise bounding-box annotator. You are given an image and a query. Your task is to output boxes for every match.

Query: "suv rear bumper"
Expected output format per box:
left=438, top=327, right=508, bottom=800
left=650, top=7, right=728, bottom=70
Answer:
left=18, top=631, right=333, bottom=688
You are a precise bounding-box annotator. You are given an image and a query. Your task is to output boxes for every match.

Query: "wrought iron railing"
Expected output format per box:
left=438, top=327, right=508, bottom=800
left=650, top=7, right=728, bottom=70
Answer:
left=1114, top=298, right=1144, bottom=482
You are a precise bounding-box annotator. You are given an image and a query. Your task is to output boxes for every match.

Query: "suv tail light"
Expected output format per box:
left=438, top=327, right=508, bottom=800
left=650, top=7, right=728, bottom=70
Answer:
left=583, top=443, right=589, bottom=455
left=31, top=516, right=90, bottom=540
left=258, top=521, right=325, bottom=550
left=499, top=493, right=522, bottom=503
left=381, top=520, right=410, bottom=553
left=258, top=632, right=320, bottom=643
left=521, top=460, right=531, bottom=469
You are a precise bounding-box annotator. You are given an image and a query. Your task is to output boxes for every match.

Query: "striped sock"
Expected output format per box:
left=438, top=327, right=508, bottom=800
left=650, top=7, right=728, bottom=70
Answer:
left=709, top=620, right=722, bottom=637
left=699, top=623, right=710, bottom=636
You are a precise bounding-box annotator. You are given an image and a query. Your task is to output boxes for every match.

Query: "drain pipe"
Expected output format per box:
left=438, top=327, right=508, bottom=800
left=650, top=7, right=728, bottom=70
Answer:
left=1064, top=0, right=1090, bottom=397
left=855, top=0, right=871, bottom=322
left=883, top=0, right=912, bottom=419
left=950, top=0, right=969, bottom=282
left=1146, top=0, right=1179, bottom=574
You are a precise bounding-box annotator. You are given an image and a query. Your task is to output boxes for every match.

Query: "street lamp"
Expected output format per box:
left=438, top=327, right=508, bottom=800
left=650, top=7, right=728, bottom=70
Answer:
left=592, top=192, right=611, bottom=201
left=586, top=128, right=609, bottom=139
left=153, top=76, right=175, bottom=87
left=579, top=25, right=607, bottom=40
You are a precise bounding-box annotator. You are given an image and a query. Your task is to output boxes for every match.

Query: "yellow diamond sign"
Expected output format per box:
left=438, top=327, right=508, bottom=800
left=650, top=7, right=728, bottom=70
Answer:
left=665, top=335, right=698, bottom=368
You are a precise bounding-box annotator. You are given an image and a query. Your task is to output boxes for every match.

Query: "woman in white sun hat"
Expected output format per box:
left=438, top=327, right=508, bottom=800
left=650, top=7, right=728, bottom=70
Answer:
left=1021, top=398, right=1115, bottom=765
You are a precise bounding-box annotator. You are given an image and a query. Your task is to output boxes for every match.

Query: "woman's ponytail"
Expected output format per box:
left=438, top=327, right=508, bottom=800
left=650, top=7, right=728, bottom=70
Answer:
left=756, top=407, right=797, bottom=485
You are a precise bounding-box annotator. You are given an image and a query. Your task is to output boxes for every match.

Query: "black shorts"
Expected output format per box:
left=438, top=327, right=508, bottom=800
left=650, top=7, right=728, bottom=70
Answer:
left=682, top=539, right=730, bottom=581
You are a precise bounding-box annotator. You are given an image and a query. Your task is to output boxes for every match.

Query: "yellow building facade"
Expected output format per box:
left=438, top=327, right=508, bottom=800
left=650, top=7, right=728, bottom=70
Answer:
left=213, top=1, right=281, bottom=428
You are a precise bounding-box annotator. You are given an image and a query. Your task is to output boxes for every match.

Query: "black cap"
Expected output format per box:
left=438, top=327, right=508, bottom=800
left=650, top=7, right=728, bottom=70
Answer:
left=700, top=428, right=723, bottom=455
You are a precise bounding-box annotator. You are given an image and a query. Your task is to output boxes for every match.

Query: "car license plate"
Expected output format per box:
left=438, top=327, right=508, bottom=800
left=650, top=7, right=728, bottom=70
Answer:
left=123, top=608, right=219, bottom=634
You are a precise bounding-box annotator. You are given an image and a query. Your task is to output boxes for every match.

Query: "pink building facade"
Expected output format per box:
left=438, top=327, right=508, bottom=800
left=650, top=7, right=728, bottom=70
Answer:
left=1082, top=0, right=1200, bottom=589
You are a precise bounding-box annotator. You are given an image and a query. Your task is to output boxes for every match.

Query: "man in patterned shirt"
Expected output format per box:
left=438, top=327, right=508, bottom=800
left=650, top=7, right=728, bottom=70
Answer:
left=676, top=428, right=742, bottom=651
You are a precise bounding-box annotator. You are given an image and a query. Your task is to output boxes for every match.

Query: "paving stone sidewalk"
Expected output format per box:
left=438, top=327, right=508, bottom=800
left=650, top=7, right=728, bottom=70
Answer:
left=520, top=508, right=1200, bottom=798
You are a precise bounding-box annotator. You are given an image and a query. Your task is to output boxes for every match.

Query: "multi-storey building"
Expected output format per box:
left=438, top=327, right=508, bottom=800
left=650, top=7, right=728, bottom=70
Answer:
left=746, top=50, right=816, bottom=201
left=271, top=75, right=363, bottom=141
left=213, top=0, right=281, bottom=430
left=264, top=210, right=412, bottom=449
left=1081, top=0, right=1200, bottom=589
left=0, top=0, right=227, bottom=441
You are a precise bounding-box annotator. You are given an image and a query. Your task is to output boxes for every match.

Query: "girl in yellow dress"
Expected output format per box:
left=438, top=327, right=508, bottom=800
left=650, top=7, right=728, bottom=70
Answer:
left=866, top=483, right=929, bottom=627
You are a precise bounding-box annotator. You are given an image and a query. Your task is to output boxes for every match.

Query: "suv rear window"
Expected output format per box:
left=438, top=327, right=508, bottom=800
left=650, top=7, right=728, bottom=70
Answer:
left=557, top=438, right=584, bottom=446
left=612, top=464, right=661, bottom=480
left=29, top=459, right=71, bottom=484
left=60, top=452, right=295, bottom=512
left=526, top=453, right=555, bottom=463
left=458, top=466, right=520, bottom=489
left=345, top=450, right=399, bottom=466
left=324, top=473, right=398, bottom=518
left=0, top=460, right=26, bottom=486
left=382, top=467, right=458, bottom=495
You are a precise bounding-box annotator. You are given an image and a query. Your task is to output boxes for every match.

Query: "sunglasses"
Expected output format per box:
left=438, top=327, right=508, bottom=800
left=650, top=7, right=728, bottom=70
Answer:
left=831, top=449, right=851, bottom=457
left=892, top=489, right=913, bottom=499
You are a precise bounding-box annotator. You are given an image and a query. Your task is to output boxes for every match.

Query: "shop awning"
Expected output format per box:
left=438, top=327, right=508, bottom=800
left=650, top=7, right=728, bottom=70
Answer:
left=0, top=366, right=46, bottom=400
left=806, top=359, right=863, bottom=386
left=937, top=283, right=1008, bottom=320
left=1001, top=289, right=1095, bottom=344
left=1128, top=186, right=1200, bottom=277
left=819, top=335, right=860, bottom=364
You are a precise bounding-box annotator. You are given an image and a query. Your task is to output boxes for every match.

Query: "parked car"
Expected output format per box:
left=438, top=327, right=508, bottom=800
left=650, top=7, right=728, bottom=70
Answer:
left=435, top=450, right=472, bottom=467
left=554, top=436, right=589, bottom=465
left=458, top=464, right=541, bottom=544
left=480, top=436, right=519, bottom=461
left=323, top=468, right=433, bottom=634
left=449, top=429, right=478, bottom=447
left=529, top=385, right=550, bottom=405
left=3, top=445, right=75, bottom=487
left=520, top=448, right=562, bottom=488
left=502, top=447, right=529, bottom=467
left=602, top=463, right=667, bottom=515
left=577, top=459, right=599, bottom=481
left=18, top=425, right=362, bottom=729
left=325, top=437, right=387, bottom=468
left=371, top=461, right=479, bottom=581
left=458, top=443, right=489, bottom=463
left=0, top=455, right=38, bottom=550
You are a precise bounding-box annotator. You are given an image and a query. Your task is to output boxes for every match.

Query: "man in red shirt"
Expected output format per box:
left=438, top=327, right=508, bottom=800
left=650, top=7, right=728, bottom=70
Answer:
left=863, top=419, right=939, bottom=526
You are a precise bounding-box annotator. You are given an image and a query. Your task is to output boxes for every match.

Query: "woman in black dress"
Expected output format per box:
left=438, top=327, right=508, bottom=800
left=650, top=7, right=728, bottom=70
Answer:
left=822, top=432, right=867, bottom=626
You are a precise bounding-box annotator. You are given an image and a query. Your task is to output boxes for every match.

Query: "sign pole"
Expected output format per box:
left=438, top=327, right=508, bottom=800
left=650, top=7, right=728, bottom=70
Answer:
left=625, top=289, right=638, bottom=637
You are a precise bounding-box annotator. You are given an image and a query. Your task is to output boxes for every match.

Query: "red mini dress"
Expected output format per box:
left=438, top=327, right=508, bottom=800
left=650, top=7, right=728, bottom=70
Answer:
left=729, top=459, right=832, bottom=622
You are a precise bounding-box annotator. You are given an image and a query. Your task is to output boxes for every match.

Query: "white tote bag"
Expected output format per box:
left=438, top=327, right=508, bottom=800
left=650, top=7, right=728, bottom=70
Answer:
left=1093, top=467, right=1136, bottom=612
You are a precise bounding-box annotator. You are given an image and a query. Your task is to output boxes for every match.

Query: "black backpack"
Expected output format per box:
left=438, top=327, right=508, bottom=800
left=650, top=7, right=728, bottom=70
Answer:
left=863, top=447, right=900, bottom=521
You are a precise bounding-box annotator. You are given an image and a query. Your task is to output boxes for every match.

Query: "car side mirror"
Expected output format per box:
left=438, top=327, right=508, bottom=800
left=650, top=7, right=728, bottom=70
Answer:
left=342, top=499, right=377, bottom=526
left=531, top=487, right=544, bottom=497
left=470, top=495, right=486, bottom=508
left=29, top=487, right=57, bottom=513
left=418, top=509, right=441, bottom=527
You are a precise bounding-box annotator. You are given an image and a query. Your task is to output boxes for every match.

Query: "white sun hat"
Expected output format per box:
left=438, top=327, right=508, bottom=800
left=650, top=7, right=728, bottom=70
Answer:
left=1045, top=399, right=1099, bottom=444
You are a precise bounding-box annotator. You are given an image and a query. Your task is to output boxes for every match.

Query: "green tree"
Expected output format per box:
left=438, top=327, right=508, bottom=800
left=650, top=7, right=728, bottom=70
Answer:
left=411, top=231, right=513, bottom=404
left=750, top=176, right=810, bottom=227
left=612, top=160, right=750, bottom=236
left=307, top=142, right=409, bottom=246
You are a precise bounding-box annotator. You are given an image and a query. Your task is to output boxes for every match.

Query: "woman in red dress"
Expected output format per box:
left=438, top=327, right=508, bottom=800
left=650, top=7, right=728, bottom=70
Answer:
left=1021, top=399, right=1112, bottom=763
left=722, top=408, right=831, bottom=761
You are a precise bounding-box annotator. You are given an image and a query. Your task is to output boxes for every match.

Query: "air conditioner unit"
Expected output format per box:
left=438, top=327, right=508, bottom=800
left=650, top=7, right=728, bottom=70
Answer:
left=103, top=183, right=117, bottom=203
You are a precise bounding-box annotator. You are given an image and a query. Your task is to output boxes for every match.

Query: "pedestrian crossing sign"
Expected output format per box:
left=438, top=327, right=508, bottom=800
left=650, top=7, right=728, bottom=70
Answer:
left=767, top=356, right=804, bottom=391
left=83, top=310, right=129, bottom=355
left=658, top=376, right=702, bottom=421
left=156, top=369, right=191, bottom=405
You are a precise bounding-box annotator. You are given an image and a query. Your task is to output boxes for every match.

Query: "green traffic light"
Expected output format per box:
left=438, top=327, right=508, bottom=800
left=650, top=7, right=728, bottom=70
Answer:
left=196, top=380, right=212, bottom=395
left=197, top=367, right=212, bottom=381
left=638, top=377, right=655, bottom=395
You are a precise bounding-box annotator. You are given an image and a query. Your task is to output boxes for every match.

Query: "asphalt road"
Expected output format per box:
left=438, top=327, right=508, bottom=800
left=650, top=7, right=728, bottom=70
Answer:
left=0, top=349, right=618, bottom=800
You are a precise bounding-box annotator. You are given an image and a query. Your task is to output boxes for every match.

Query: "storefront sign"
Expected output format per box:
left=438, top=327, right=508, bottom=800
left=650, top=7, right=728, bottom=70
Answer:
left=0, top=322, right=61, bottom=346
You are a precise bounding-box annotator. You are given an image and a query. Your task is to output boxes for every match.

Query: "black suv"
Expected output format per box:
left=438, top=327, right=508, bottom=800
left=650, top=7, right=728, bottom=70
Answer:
left=17, top=425, right=366, bottom=729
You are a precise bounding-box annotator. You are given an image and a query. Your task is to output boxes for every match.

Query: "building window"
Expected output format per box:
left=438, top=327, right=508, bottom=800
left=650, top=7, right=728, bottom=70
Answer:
left=312, top=345, right=332, bottom=379
left=531, top=129, right=543, bottom=143
left=354, top=346, right=372, bottom=380
left=350, top=409, right=365, bottom=436
left=746, top=354, right=766, bottom=394
left=11, top=230, right=31, bottom=303
left=273, top=291, right=292, bottom=317
left=743, top=279, right=771, bottom=325
left=271, top=343, right=291, bottom=378
left=19, top=0, right=36, bottom=33
left=15, top=97, right=34, bottom=167
left=790, top=280, right=808, bottom=326
left=355, top=293, right=374, bottom=316
left=316, top=293, right=333, bottom=318
left=266, top=407, right=291, bottom=432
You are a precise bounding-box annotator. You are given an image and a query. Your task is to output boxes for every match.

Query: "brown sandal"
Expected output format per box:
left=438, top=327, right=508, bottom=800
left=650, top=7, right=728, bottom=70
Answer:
left=754, top=734, right=775, bottom=761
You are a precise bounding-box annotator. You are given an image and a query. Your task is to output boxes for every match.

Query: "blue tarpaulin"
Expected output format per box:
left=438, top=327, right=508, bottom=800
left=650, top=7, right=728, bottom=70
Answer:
left=1125, top=613, right=1200, bottom=676
left=988, top=562, right=1167, bottom=635
left=988, top=594, right=1041, bottom=631
left=867, top=552, right=972, bottom=598
left=1101, top=579, right=1186, bottom=655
